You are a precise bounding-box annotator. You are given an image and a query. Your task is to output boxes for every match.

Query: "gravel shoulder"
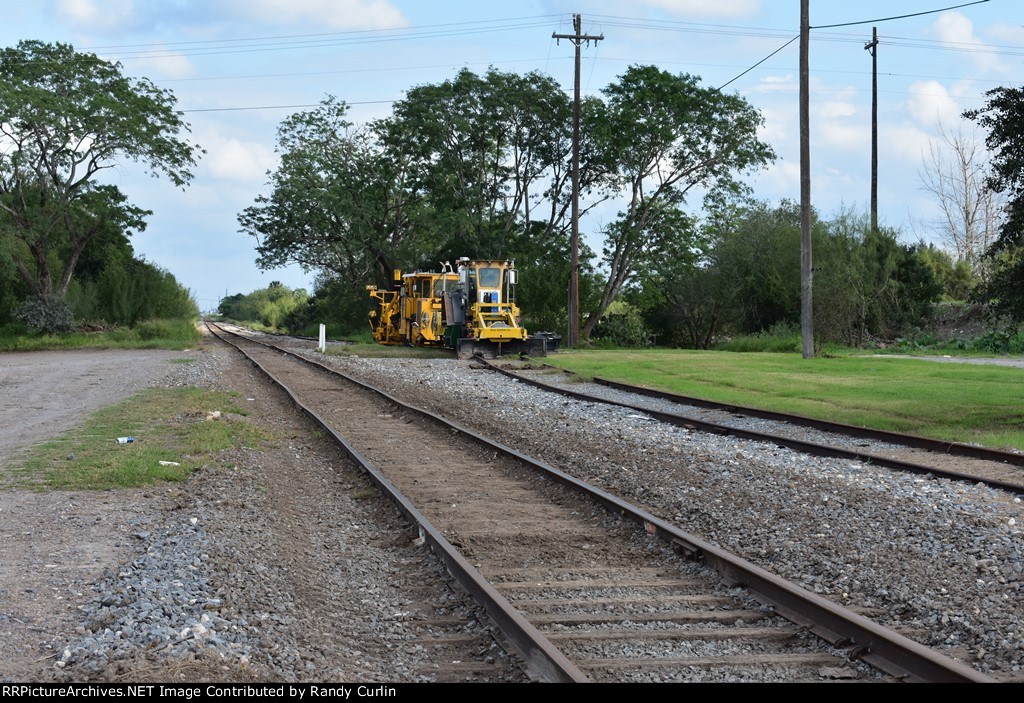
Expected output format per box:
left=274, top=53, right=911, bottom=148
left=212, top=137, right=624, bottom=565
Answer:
left=1, top=340, right=524, bottom=682
left=0, top=349, right=190, bottom=465
left=0, top=348, right=188, bottom=681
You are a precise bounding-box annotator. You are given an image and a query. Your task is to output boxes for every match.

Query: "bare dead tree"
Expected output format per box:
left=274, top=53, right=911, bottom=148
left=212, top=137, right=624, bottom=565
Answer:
left=918, top=121, right=1004, bottom=276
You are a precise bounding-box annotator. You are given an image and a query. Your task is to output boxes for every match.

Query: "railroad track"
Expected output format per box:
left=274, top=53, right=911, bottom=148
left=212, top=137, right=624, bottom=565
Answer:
left=477, top=360, right=1024, bottom=496
left=205, top=322, right=992, bottom=683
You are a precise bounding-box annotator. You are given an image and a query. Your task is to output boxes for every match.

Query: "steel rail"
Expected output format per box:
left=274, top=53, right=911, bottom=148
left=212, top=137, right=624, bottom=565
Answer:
left=479, top=360, right=1024, bottom=497
left=591, top=376, right=1024, bottom=468
left=208, top=323, right=993, bottom=683
left=206, top=322, right=588, bottom=683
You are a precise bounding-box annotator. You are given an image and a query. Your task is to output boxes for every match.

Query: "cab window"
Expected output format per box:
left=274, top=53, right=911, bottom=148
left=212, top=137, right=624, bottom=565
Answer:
left=478, top=267, right=500, bottom=288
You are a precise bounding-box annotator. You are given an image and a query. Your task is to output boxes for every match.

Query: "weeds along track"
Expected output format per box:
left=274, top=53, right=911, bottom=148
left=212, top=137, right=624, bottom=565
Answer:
left=482, top=361, right=1024, bottom=495
left=206, top=323, right=991, bottom=683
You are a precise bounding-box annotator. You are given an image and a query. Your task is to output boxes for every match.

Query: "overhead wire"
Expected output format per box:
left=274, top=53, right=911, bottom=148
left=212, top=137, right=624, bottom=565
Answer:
left=159, top=57, right=570, bottom=84
left=809, top=0, right=991, bottom=29
left=179, top=83, right=992, bottom=113
left=39, top=7, right=1011, bottom=113
left=717, top=35, right=799, bottom=91
left=81, top=14, right=565, bottom=51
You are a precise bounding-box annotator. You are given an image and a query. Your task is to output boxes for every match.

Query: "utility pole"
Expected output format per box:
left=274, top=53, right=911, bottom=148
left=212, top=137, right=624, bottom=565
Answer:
left=865, top=26, right=879, bottom=232
left=799, top=0, right=813, bottom=359
left=553, top=14, right=603, bottom=348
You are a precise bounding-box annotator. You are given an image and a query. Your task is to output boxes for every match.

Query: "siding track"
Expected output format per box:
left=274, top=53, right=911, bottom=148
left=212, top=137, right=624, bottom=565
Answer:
left=479, top=360, right=1024, bottom=496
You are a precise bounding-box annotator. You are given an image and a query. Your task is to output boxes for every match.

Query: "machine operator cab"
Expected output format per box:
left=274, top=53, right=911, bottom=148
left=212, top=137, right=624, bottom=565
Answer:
left=452, top=258, right=525, bottom=342
left=455, top=258, right=517, bottom=313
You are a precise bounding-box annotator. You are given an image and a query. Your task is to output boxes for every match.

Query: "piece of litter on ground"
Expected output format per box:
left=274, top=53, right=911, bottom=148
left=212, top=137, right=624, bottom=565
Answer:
left=159, top=461, right=181, bottom=467
left=819, top=666, right=857, bottom=680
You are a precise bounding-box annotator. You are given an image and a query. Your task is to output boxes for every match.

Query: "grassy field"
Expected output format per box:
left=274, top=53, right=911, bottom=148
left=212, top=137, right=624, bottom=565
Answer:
left=0, top=319, right=202, bottom=352
left=6, top=387, right=272, bottom=491
left=543, top=350, right=1024, bottom=451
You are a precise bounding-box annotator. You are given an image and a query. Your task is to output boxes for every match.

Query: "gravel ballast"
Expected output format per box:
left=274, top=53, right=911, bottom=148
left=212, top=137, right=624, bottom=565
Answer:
left=294, top=350, right=1024, bottom=678
left=45, top=344, right=525, bottom=682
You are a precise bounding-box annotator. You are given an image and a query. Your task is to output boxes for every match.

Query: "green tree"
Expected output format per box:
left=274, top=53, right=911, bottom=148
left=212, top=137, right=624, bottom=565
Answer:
left=0, top=40, right=200, bottom=299
left=916, top=242, right=974, bottom=301
left=241, top=70, right=602, bottom=326
left=387, top=68, right=581, bottom=256
left=239, top=97, right=425, bottom=286
left=580, top=66, right=774, bottom=339
left=965, top=87, right=1024, bottom=322
left=217, top=282, right=306, bottom=331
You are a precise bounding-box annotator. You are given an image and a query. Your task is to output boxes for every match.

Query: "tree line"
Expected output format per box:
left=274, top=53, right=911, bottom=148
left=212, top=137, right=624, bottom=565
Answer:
left=241, top=64, right=1024, bottom=348
left=238, top=65, right=774, bottom=342
left=5, top=39, right=1014, bottom=346
left=0, top=40, right=200, bottom=334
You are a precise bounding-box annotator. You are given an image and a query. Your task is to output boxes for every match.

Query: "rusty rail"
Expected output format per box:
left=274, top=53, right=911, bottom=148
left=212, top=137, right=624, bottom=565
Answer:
left=207, top=323, right=994, bottom=683
left=479, top=360, right=1024, bottom=496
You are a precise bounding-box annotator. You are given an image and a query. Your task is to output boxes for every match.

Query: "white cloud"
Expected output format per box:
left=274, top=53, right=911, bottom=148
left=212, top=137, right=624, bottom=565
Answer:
left=817, top=121, right=867, bottom=153
left=906, top=80, right=961, bottom=127
left=197, top=130, right=277, bottom=184
left=235, top=0, right=406, bottom=29
left=880, top=124, right=932, bottom=163
left=755, top=73, right=796, bottom=92
left=128, top=50, right=196, bottom=80
left=929, top=11, right=1007, bottom=75
left=747, top=160, right=805, bottom=205
left=819, top=101, right=856, bottom=119
left=986, top=21, right=1024, bottom=44
left=632, top=0, right=761, bottom=18
left=757, top=105, right=790, bottom=143
left=55, top=0, right=135, bottom=31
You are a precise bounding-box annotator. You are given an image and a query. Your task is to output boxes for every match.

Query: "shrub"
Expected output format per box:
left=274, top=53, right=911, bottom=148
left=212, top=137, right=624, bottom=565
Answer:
left=718, top=321, right=801, bottom=353
left=14, top=294, right=77, bottom=334
left=134, top=318, right=201, bottom=344
left=592, top=304, right=652, bottom=347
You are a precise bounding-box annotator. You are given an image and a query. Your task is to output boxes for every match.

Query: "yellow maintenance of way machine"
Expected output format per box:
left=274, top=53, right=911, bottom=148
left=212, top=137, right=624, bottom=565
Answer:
left=367, top=258, right=560, bottom=358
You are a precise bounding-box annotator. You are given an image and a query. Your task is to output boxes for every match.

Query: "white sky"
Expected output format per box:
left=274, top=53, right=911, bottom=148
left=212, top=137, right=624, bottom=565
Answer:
left=2, top=0, right=1019, bottom=311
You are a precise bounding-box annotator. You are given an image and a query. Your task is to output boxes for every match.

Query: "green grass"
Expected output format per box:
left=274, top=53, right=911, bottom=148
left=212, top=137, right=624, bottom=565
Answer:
left=544, top=349, right=1024, bottom=451
left=0, top=318, right=202, bottom=351
left=6, top=387, right=273, bottom=491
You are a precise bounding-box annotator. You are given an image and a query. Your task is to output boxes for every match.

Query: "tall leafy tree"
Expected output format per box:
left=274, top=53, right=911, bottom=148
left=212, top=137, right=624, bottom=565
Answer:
left=580, top=66, right=774, bottom=339
left=0, top=40, right=200, bottom=299
left=239, top=97, right=426, bottom=285
left=965, top=87, right=1024, bottom=322
left=388, top=68, right=586, bottom=256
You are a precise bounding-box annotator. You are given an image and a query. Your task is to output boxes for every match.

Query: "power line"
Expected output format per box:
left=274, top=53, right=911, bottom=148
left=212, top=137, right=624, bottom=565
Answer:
left=179, top=84, right=992, bottom=114
left=153, top=50, right=1011, bottom=91
left=810, top=0, right=991, bottom=30
left=718, top=35, right=799, bottom=91
left=104, top=21, right=560, bottom=61
left=82, top=14, right=564, bottom=51
left=181, top=100, right=397, bottom=113
left=592, top=54, right=1013, bottom=84
left=159, top=57, right=569, bottom=83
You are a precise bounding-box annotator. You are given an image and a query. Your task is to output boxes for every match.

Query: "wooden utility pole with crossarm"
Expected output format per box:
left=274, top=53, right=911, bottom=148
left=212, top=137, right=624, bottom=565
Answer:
left=553, top=14, right=603, bottom=348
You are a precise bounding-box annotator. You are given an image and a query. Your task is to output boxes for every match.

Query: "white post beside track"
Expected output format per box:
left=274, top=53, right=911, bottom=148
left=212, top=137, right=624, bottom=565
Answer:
left=318, top=323, right=326, bottom=352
